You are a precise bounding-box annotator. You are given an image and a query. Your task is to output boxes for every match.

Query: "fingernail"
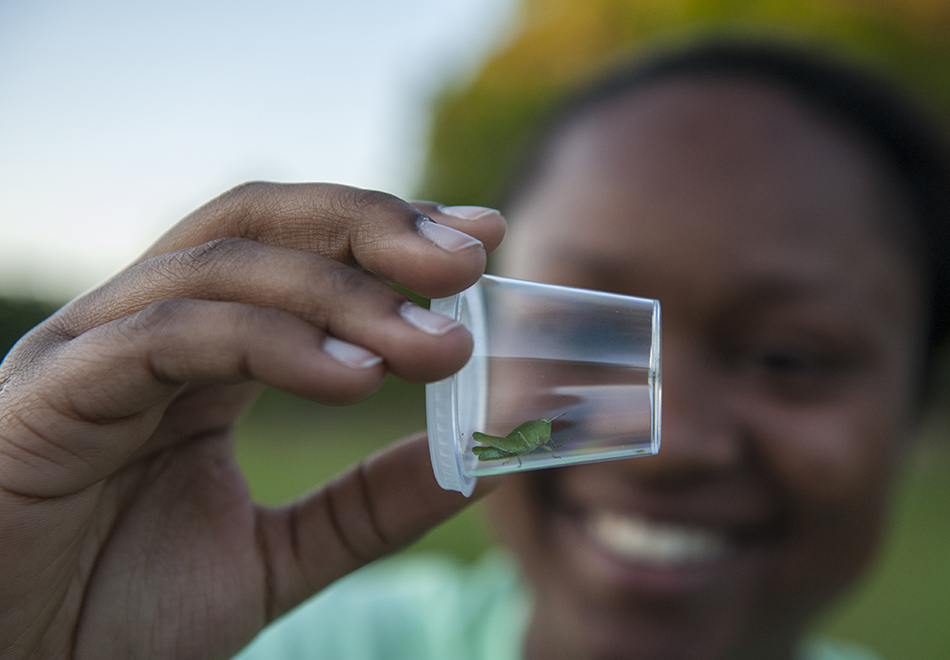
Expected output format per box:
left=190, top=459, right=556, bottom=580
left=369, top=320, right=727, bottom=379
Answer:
left=439, top=205, right=500, bottom=220
left=323, top=336, right=383, bottom=369
left=399, top=302, right=461, bottom=336
left=417, top=217, right=483, bottom=252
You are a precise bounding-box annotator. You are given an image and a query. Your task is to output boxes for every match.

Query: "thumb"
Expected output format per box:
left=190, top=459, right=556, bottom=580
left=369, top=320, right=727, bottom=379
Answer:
left=253, top=432, right=499, bottom=621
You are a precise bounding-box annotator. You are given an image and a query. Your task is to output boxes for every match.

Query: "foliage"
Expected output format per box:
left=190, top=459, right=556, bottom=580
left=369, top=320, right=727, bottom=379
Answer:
left=417, top=0, right=950, bottom=209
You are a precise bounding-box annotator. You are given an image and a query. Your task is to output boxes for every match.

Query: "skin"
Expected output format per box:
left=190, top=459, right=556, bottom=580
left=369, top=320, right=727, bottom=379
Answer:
left=488, top=78, right=929, bottom=660
left=0, top=183, right=507, bottom=659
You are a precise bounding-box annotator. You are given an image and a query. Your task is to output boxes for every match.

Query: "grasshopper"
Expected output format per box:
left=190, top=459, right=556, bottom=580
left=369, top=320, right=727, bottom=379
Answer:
left=471, top=413, right=566, bottom=467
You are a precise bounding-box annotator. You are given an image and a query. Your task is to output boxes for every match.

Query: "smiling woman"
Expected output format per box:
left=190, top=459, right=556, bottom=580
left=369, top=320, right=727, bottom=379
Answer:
left=485, top=41, right=947, bottom=660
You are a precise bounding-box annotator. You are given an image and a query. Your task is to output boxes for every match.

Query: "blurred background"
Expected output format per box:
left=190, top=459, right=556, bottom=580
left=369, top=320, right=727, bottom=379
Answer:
left=2, top=0, right=949, bottom=656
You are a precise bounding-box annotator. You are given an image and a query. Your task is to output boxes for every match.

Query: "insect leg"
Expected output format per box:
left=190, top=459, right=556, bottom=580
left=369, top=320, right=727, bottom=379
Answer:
left=542, top=437, right=561, bottom=459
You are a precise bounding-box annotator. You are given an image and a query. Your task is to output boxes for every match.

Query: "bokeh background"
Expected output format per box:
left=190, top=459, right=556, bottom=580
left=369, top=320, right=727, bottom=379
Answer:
left=2, top=0, right=950, bottom=657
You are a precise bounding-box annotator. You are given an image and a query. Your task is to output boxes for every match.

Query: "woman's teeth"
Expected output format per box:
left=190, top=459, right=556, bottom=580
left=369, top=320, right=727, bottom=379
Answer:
left=587, top=512, right=729, bottom=566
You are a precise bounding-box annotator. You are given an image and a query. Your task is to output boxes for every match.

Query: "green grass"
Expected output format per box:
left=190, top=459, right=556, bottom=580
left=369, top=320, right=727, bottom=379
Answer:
left=235, top=381, right=950, bottom=657
left=818, top=441, right=950, bottom=659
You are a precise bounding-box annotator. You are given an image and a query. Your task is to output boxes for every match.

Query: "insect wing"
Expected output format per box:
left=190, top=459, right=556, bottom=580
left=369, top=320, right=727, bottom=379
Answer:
left=472, top=431, right=508, bottom=449
left=473, top=430, right=530, bottom=454
left=510, top=418, right=552, bottom=449
left=472, top=445, right=513, bottom=462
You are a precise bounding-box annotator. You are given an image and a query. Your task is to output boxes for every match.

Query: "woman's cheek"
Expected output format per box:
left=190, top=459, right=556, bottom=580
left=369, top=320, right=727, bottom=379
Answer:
left=740, top=389, right=901, bottom=505
left=742, top=399, right=901, bottom=595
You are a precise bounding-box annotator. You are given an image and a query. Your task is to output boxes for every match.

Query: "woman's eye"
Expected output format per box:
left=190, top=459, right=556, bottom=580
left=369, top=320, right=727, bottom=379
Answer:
left=731, top=343, right=848, bottom=399
left=752, top=349, right=825, bottom=374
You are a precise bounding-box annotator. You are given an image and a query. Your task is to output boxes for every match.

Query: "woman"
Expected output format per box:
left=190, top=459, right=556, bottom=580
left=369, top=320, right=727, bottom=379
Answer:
left=484, top=41, right=950, bottom=659
left=1, top=40, right=947, bottom=660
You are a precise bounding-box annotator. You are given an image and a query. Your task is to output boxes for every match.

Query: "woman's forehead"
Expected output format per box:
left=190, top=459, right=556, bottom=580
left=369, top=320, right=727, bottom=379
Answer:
left=515, top=77, right=907, bottom=254
left=559, top=77, right=816, bottom=163
left=501, top=77, right=925, bottom=326
left=544, top=77, right=890, bottom=197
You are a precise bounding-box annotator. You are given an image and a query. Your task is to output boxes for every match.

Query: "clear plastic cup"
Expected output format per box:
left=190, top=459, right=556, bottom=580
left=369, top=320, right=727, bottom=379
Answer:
left=426, top=274, right=661, bottom=496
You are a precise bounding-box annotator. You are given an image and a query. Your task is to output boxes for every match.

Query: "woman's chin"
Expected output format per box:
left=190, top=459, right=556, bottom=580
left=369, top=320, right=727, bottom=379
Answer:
left=524, top=507, right=788, bottom=660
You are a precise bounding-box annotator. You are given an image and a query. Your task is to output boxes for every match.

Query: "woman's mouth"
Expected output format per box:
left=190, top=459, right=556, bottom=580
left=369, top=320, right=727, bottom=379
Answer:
left=547, top=502, right=779, bottom=601
left=586, top=511, right=730, bottom=567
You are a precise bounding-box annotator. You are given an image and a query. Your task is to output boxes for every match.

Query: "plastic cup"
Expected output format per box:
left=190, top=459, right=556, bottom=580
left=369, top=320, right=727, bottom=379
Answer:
left=426, top=274, right=661, bottom=496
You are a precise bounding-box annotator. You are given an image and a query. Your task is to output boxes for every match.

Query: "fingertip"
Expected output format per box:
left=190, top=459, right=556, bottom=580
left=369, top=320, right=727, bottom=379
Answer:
left=416, top=217, right=484, bottom=253
left=438, top=205, right=500, bottom=221
left=322, top=336, right=384, bottom=370
left=382, top=320, right=473, bottom=384
left=417, top=203, right=508, bottom=254
left=397, top=302, right=461, bottom=336
left=293, top=347, right=387, bottom=405
left=242, top=318, right=388, bottom=406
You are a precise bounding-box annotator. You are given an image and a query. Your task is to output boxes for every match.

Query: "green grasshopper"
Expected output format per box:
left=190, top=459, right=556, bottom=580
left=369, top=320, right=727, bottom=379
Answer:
left=471, top=413, right=566, bottom=467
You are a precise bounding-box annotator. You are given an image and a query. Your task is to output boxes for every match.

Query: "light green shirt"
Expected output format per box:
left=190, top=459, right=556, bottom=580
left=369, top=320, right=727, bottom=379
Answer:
left=232, top=552, right=880, bottom=660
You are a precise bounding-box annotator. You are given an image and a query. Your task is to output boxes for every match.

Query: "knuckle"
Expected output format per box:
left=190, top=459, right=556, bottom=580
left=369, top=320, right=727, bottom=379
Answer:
left=314, top=263, right=404, bottom=316
left=154, top=237, right=255, bottom=280
left=324, top=462, right=392, bottom=564
left=323, top=262, right=371, bottom=296
left=215, top=181, right=281, bottom=238
left=119, top=298, right=282, bottom=346
left=235, top=304, right=286, bottom=334
left=121, top=298, right=195, bottom=338
left=0, top=315, right=76, bottom=387
left=184, top=236, right=248, bottom=265
left=221, top=180, right=278, bottom=207
left=347, top=187, right=402, bottom=212
left=328, top=186, right=417, bottom=228
left=312, top=264, right=374, bottom=311
left=325, top=187, right=421, bottom=260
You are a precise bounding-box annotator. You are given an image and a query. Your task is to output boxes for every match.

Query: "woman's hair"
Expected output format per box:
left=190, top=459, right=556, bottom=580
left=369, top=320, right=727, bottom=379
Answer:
left=506, top=39, right=950, bottom=377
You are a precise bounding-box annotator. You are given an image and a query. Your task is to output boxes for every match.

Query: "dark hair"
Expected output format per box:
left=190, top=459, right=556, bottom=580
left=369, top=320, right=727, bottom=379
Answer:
left=507, top=39, right=950, bottom=374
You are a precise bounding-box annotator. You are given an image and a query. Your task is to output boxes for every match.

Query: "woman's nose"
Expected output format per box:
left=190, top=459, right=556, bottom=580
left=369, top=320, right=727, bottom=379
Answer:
left=628, top=339, right=743, bottom=485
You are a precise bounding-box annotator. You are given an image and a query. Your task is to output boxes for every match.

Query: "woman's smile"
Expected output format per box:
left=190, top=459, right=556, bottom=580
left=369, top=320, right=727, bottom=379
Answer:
left=539, top=461, right=784, bottom=599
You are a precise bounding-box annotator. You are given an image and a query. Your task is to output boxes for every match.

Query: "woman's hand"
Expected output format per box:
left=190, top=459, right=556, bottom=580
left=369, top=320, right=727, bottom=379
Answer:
left=0, top=183, right=506, bottom=660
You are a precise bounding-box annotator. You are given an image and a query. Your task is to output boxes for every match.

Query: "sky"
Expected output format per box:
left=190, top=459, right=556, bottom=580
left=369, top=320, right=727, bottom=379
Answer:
left=0, top=0, right=518, bottom=300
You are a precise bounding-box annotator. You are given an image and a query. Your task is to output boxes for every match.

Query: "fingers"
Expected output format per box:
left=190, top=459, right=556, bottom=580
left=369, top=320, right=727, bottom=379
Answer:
left=253, top=432, right=503, bottom=621
left=41, top=182, right=504, bottom=379
left=412, top=200, right=508, bottom=260
left=140, top=182, right=507, bottom=299
left=0, top=182, right=505, bottom=492
left=0, top=299, right=390, bottom=497
left=52, top=238, right=475, bottom=382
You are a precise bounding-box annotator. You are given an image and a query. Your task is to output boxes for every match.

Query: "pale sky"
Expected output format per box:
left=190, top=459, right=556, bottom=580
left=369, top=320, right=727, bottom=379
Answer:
left=0, top=0, right=518, bottom=300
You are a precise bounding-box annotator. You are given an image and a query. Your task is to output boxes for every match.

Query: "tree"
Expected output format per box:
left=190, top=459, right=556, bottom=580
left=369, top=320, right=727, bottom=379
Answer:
left=417, top=0, right=950, bottom=208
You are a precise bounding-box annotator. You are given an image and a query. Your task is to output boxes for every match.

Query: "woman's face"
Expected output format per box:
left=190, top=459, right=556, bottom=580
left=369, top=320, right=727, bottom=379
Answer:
left=488, top=78, right=928, bottom=660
